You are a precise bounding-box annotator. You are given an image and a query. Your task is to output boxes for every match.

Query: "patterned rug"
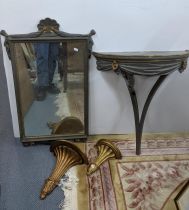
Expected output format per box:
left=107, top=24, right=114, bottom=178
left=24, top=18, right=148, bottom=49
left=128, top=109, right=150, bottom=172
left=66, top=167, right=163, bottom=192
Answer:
left=77, top=134, right=189, bottom=210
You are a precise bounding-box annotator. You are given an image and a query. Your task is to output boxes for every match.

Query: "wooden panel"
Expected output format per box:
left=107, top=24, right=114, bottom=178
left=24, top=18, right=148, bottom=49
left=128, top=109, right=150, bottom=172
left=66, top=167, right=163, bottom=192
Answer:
left=14, top=44, right=35, bottom=116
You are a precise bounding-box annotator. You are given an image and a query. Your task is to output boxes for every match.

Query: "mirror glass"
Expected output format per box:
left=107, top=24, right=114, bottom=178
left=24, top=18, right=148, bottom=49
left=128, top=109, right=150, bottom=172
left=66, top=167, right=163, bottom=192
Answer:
left=13, top=40, right=86, bottom=138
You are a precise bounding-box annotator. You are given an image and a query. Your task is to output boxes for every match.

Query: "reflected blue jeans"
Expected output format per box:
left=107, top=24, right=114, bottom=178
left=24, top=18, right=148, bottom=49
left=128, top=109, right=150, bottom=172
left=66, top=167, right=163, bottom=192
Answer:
left=34, top=43, right=59, bottom=87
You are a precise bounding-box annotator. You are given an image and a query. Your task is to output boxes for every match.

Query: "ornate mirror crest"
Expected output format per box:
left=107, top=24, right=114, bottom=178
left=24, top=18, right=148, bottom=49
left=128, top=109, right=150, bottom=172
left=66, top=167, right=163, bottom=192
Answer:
left=1, top=18, right=95, bottom=59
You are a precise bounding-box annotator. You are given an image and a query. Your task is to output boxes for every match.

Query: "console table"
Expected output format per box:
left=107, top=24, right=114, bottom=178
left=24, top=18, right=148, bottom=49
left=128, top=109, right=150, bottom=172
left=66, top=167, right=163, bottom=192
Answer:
left=93, top=51, right=189, bottom=155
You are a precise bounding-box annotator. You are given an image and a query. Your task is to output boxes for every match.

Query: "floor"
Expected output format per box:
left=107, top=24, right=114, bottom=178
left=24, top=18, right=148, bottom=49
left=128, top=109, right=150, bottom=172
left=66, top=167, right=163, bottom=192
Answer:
left=24, top=92, right=61, bottom=136
left=0, top=42, right=64, bottom=210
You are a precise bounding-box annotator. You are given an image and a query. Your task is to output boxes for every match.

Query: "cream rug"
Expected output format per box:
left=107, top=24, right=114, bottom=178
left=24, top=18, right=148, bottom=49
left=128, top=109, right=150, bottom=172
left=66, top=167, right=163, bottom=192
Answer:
left=59, top=167, right=79, bottom=210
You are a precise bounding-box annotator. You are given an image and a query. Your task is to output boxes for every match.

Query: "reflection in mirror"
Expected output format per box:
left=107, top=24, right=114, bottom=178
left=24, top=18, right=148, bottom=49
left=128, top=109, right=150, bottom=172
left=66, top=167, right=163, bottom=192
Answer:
left=13, top=41, right=85, bottom=137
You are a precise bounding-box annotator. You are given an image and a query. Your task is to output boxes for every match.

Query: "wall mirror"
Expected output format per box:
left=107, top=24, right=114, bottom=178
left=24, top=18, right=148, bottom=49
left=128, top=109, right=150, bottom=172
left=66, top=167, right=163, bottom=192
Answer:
left=1, top=18, right=95, bottom=144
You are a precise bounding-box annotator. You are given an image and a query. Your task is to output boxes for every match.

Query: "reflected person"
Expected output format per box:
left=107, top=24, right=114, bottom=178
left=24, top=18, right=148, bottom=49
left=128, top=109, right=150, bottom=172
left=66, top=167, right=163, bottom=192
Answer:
left=34, top=42, right=60, bottom=101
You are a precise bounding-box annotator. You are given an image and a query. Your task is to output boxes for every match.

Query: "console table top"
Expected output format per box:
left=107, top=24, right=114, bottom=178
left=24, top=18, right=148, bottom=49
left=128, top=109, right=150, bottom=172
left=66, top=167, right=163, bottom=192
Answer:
left=93, top=51, right=189, bottom=76
left=93, top=51, right=189, bottom=60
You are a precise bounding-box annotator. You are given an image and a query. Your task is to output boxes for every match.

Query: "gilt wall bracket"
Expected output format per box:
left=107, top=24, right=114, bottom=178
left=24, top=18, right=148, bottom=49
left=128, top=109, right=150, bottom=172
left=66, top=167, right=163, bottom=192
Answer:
left=87, top=139, right=122, bottom=175
left=40, top=141, right=88, bottom=199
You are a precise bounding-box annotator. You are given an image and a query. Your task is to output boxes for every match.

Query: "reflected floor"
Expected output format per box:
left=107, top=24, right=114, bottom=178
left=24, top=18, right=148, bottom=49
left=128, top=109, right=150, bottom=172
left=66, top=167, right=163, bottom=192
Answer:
left=24, top=73, right=84, bottom=137
left=24, top=92, right=61, bottom=136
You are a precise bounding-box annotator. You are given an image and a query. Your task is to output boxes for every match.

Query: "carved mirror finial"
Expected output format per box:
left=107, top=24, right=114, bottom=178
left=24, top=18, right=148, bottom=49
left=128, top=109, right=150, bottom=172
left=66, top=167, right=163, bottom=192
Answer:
left=37, top=18, right=60, bottom=32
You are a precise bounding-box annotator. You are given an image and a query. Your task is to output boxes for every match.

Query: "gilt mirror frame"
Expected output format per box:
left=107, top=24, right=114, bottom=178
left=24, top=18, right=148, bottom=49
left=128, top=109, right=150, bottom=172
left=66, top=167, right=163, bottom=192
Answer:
left=0, top=18, right=96, bottom=145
